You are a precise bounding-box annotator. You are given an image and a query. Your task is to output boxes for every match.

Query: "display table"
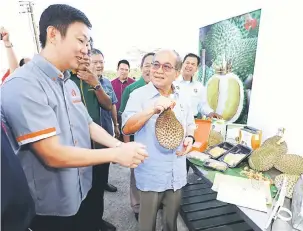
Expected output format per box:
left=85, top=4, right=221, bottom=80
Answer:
left=181, top=160, right=296, bottom=231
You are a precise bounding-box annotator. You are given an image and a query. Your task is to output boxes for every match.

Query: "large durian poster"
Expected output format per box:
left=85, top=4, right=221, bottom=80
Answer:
left=198, top=9, right=261, bottom=124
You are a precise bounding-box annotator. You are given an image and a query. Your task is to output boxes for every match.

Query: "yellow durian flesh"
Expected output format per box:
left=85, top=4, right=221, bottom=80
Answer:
left=206, top=73, right=244, bottom=122
left=207, top=77, right=219, bottom=110
left=222, top=78, right=240, bottom=120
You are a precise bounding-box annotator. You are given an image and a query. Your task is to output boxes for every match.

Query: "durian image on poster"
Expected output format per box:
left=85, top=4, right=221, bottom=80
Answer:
left=197, top=9, right=261, bottom=124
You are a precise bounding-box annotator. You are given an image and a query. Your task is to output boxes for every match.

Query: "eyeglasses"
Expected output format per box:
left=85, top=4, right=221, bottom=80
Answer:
left=151, top=62, right=176, bottom=72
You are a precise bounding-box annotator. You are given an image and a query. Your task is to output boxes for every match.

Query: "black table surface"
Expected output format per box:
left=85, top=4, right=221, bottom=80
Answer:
left=180, top=161, right=263, bottom=231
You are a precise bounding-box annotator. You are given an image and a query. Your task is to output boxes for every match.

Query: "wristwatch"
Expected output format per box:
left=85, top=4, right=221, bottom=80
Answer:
left=186, top=135, right=195, bottom=144
left=93, top=83, right=101, bottom=90
left=5, top=42, right=13, bottom=48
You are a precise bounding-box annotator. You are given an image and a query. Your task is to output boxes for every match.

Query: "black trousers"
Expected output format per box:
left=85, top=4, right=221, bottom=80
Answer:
left=29, top=164, right=110, bottom=231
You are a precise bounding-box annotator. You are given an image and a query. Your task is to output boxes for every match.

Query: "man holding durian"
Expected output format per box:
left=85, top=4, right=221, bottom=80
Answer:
left=122, top=49, right=196, bottom=231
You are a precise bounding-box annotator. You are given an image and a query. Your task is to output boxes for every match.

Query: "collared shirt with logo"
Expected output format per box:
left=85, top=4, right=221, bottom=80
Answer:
left=174, top=77, right=213, bottom=117
left=122, top=82, right=195, bottom=192
left=1, top=54, right=93, bottom=216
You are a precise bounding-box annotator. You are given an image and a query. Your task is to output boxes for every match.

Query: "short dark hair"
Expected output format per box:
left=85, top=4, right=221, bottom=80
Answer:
left=19, top=58, right=26, bottom=67
left=39, top=4, right=92, bottom=48
left=140, top=52, right=155, bottom=68
left=91, top=48, right=104, bottom=58
left=117, top=59, right=130, bottom=70
left=183, top=53, right=201, bottom=66
left=89, top=37, right=94, bottom=49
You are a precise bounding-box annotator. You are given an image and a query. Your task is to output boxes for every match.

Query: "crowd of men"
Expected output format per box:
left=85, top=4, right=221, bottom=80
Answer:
left=1, top=4, right=221, bottom=231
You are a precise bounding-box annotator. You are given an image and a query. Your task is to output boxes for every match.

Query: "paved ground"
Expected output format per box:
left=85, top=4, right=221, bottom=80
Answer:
left=103, top=164, right=190, bottom=231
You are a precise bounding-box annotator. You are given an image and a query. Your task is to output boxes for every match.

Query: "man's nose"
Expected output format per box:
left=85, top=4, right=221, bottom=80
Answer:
left=156, top=65, right=164, bottom=73
left=80, top=45, right=89, bottom=56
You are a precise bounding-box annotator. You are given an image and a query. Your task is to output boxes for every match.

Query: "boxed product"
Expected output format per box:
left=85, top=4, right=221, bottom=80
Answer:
left=239, top=126, right=262, bottom=150
left=193, top=118, right=212, bottom=152
left=211, top=119, right=227, bottom=139
left=291, top=175, right=303, bottom=230
left=225, top=123, right=247, bottom=145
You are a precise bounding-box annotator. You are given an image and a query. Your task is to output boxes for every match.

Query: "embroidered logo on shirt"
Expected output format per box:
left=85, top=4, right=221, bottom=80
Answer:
left=194, top=88, right=198, bottom=93
left=71, top=89, right=77, bottom=96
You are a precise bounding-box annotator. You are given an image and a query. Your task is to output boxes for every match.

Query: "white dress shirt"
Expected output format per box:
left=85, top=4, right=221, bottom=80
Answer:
left=174, top=76, right=213, bottom=117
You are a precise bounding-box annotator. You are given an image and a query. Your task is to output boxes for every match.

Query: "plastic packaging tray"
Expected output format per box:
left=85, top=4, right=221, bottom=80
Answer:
left=205, top=142, right=235, bottom=159
left=187, top=151, right=211, bottom=162
left=203, top=159, right=229, bottom=172
left=219, top=144, right=252, bottom=168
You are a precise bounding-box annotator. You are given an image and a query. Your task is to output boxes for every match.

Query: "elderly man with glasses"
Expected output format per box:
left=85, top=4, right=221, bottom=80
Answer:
left=122, top=49, right=195, bottom=231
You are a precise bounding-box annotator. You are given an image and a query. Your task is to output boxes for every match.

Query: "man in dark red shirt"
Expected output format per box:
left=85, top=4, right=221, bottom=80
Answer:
left=111, top=59, right=135, bottom=142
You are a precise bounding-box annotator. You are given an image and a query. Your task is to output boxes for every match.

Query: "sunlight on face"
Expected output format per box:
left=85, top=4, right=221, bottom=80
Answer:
left=91, top=54, right=104, bottom=76
left=141, top=55, right=153, bottom=83
left=53, top=22, right=91, bottom=70
left=182, top=56, right=198, bottom=77
left=117, top=63, right=129, bottom=80
left=150, top=50, right=179, bottom=89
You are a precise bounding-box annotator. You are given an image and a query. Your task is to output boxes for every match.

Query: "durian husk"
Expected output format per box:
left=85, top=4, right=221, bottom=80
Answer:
left=207, top=130, right=224, bottom=147
left=248, top=135, right=287, bottom=172
left=262, top=135, right=287, bottom=150
left=155, top=109, right=184, bottom=150
left=274, top=174, right=300, bottom=199
left=274, top=154, right=303, bottom=175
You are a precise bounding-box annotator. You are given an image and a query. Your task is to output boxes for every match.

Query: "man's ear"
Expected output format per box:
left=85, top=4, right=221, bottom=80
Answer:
left=46, top=26, right=59, bottom=45
left=174, top=71, right=180, bottom=80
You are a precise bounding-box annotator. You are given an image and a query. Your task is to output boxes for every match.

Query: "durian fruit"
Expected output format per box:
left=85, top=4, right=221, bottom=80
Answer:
left=274, top=154, right=303, bottom=175
left=207, top=130, right=224, bottom=147
left=248, top=129, right=288, bottom=171
left=205, top=56, right=245, bottom=123
left=155, top=109, right=184, bottom=150
left=231, top=38, right=258, bottom=81
left=203, top=20, right=242, bottom=63
left=274, top=174, right=300, bottom=199
left=202, top=19, right=258, bottom=81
